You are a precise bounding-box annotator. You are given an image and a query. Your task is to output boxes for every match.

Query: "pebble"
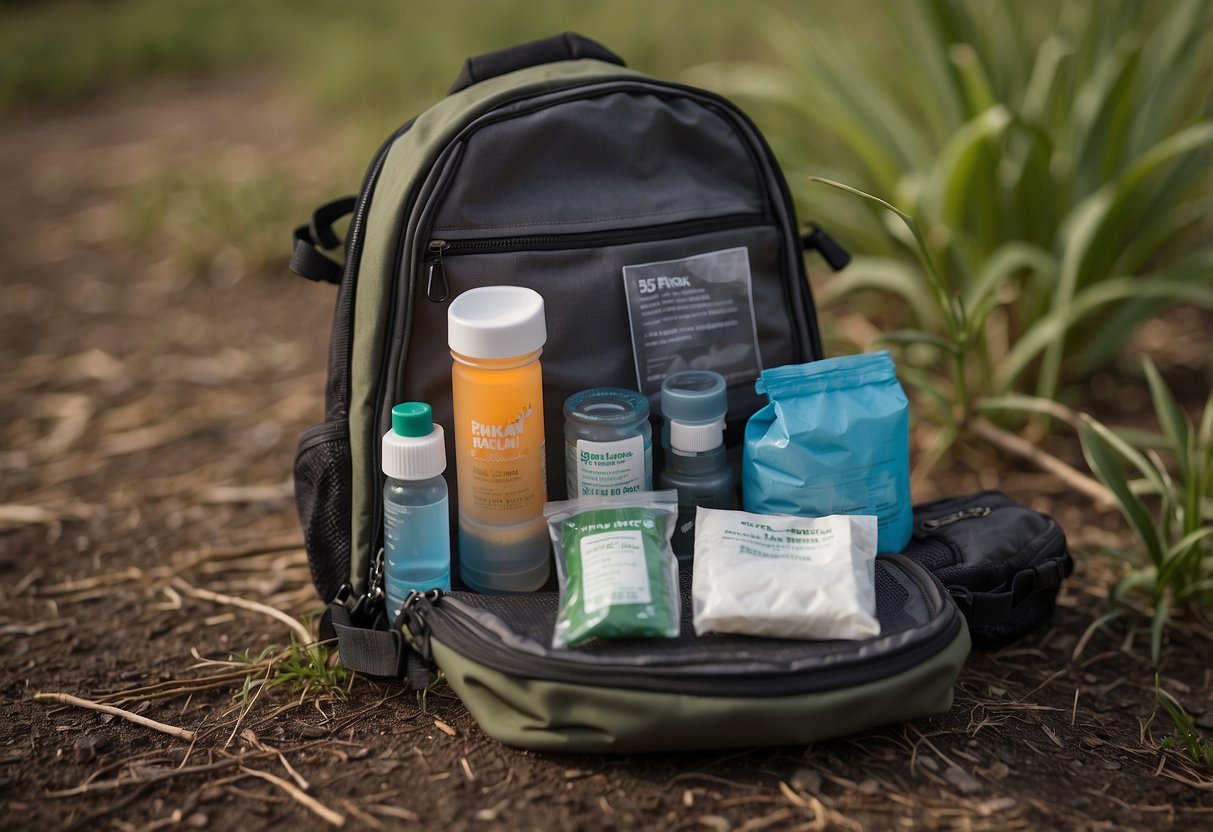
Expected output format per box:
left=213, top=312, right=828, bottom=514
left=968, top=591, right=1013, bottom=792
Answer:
left=944, top=765, right=983, bottom=796
left=917, top=754, right=939, bottom=773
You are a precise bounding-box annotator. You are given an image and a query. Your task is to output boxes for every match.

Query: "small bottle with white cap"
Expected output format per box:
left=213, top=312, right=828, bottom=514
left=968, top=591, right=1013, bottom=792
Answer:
left=658, top=370, right=737, bottom=567
left=382, top=401, right=451, bottom=623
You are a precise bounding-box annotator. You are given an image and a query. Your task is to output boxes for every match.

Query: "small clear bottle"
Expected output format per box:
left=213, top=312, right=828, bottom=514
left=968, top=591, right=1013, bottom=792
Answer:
left=658, top=370, right=737, bottom=567
left=382, top=402, right=451, bottom=624
left=564, top=387, right=653, bottom=499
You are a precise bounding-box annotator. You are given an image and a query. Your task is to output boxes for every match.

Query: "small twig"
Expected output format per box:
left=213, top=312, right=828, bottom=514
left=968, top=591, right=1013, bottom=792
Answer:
left=0, top=618, right=76, bottom=637
left=170, top=576, right=312, bottom=646
left=34, top=692, right=196, bottom=741
left=969, top=417, right=1116, bottom=509
left=240, top=767, right=345, bottom=827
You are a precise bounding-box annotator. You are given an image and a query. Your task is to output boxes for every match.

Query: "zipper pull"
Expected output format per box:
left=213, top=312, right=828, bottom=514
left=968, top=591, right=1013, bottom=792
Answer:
left=802, top=223, right=851, bottom=272
left=426, top=241, right=450, bottom=302
left=920, top=505, right=992, bottom=531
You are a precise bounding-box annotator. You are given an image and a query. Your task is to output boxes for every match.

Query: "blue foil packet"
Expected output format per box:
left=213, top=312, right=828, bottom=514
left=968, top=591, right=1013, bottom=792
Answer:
left=742, top=351, right=912, bottom=553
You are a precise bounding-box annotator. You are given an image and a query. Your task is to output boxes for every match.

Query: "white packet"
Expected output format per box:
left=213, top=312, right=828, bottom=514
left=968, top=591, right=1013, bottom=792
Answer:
left=692, top=507, right=881, bottom=640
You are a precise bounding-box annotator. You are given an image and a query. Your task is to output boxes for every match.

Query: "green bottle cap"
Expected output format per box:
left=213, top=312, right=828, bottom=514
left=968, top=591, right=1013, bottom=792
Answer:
left=392, top=402, right=433, bottom=438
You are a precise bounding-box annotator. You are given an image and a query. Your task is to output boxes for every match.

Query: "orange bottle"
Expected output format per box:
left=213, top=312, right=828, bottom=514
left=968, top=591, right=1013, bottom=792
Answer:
left=448, top=286, right=550, bottom=592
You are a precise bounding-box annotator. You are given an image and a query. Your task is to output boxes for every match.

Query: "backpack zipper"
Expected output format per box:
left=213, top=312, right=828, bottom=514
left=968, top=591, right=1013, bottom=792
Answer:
left=400, top=555, right=961, bottom=697
left=424, top=211, right=767, bottom=303
left=920, top=505, right=993, bottom=531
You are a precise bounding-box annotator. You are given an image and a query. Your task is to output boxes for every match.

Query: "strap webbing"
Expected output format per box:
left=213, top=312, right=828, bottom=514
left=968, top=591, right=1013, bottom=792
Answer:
left=949, top=551, right=1074, bottom=627
left=322, top=602, right=401, bottom=676
left=289, top=196, right=357, bottom=285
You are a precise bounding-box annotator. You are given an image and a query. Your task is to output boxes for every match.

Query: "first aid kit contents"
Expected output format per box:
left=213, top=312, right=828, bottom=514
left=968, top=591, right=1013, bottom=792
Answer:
left=563, top=387, right=653, bottom=499
left=657, top=370, right=736, bottom=566
left=546, top=491, right=681, bottom=648
left=743, top=351, right=912, bottom=554
left=381, top=402, right=451, bottom=623
left=692, top=507, right=881, bottom=640
left=448, top=286, right=550, bottom=593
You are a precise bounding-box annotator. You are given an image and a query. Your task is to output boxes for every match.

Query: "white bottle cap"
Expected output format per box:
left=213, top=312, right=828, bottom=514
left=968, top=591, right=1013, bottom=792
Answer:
left=669, top=417, right=726, bottom=453
left=382, top=402, right=446, bottom=480
left=447, top=286, right=546, bottom=359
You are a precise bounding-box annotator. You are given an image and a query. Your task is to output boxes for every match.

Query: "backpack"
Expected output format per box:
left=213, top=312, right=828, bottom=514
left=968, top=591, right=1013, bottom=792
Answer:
left=289, top=34, right=1067, bottom=753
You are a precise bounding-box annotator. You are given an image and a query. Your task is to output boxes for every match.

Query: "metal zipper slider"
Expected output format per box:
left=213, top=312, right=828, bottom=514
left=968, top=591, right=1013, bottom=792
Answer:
left=920, top=506, right=992, bottom=531
left=401, top=589, right=442, bottom=660
left=426, top=240, right=450, bottom=302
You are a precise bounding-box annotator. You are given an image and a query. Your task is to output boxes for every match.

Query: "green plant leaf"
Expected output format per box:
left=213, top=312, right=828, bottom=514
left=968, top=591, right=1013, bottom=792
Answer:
left=1000, top=275, right=1213, bottom=394
left=1157, top=526, right=1213, bottom=591
left=1080, top=421, right=1165, bottom=566
left=809, top=177, right=957, bottom=339
left=1143, top=357, right=1191, bottom=479
left=924, top=105, right=1011, bottom=256
left=963, top=241, right=1056, bottom=316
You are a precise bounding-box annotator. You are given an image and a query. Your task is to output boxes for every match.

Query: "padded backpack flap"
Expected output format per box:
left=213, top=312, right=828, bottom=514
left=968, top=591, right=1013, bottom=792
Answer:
left=901, top=491, right=1073, bottom=648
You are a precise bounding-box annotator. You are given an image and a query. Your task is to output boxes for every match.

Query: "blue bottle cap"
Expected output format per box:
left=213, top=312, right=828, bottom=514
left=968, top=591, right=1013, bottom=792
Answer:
left=660, top=370, right=727, bottom=425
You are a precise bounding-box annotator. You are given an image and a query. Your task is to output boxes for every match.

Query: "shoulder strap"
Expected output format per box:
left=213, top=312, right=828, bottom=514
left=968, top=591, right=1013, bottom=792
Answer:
left=290, top=196, right=357, bottom=285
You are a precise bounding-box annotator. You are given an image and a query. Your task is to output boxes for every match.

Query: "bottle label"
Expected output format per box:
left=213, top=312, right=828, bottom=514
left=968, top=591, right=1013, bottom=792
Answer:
left=567, top=435, right=646, bottom=498
left=464, top=402, right=545, bottom=517
left=621, top=246, right=762, bottom=395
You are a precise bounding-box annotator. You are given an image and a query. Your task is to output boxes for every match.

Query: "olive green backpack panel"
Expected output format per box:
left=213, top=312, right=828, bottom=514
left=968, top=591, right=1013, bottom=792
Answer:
left=347, top=59, right=644, bottom=588
left=430, top=625, right=971, bottom=754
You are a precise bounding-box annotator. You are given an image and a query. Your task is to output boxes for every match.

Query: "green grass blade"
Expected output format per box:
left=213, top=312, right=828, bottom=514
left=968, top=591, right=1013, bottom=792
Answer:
left=1149, top=594, right=1169, bottom=664
left=1001, top=275, right=1213, bottom=394
left=1021, top=35, right=1072, bottom=124
left=1142, top=357, right=1191, bottom=480
left=950, top=42, right=997, bottom=115
left=963, top=241, right=1056, bottom=313
left=927, top=105, right=1011, bottom=259
left=1162, top=526, right=1213, bottom=569
left=1080, top=421, right=1165, bottom=566
left=809, top=177, right=957, bottom=337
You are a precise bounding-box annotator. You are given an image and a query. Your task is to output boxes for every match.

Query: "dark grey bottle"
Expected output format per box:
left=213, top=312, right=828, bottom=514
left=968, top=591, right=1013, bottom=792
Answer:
left=657, top=371, right=737, bottom=567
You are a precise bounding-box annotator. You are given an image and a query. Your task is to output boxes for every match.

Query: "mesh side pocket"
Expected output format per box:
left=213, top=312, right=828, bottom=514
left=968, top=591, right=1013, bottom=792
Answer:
left=294, top=420, right=352, bottom=602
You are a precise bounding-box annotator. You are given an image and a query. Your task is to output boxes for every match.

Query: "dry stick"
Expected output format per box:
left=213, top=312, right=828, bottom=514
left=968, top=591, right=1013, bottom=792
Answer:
left=34, top=692, right=196, bottom=741
left=240, top=767, right=345, bottom=827
left=969, top=417, right=1116, bottom=510
left=170, top=576, right=312, bottom=646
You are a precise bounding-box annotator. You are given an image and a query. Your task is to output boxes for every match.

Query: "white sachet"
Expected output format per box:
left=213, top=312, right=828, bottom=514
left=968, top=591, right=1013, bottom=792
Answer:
left=692, top=507, right=881, bottom=640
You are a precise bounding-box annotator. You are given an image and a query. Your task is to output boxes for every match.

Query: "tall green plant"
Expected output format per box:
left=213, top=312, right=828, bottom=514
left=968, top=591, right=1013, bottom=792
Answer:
left=1077, top=359, right=1213, bottom=661
left=692, top=0, right=1213, bottom=407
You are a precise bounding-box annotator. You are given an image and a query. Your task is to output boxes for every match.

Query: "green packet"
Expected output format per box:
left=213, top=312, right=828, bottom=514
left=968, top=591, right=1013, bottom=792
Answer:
left=544, top=490, right=681, bottom=648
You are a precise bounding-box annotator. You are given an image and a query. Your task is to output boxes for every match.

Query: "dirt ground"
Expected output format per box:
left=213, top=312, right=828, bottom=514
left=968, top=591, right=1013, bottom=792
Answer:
left=2, top=75, right=1212, bottom=832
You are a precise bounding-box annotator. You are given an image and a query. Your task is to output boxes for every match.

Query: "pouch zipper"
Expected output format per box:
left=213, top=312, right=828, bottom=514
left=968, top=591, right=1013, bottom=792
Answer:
left=424, top=212, right=768, bottom=303
left=401, top=555, right=961, bottom=698
left=920, top=505, right=992, bottom=531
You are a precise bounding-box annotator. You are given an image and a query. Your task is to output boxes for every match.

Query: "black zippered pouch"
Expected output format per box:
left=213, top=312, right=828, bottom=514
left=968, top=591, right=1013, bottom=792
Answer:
left=901, top=491, right=1072, bottom=648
